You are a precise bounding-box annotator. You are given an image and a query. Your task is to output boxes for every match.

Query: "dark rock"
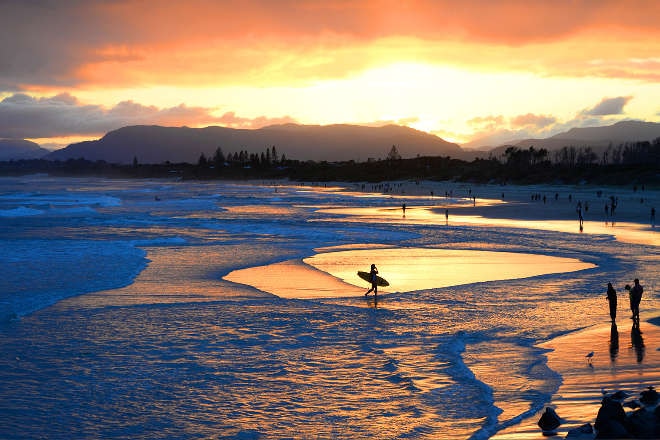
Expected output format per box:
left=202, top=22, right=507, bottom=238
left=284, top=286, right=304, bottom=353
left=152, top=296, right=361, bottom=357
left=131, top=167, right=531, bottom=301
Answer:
left=566, top=423, right=593, bottom=438
left=596, top=396, right=627, bottom=431
left=611, top=390, right=629, bottom=401
left=627, top=407, right=656, bottom=438
left=624, top=400, right=642, bottom=410
left=595, top=419, right=630, bottom=438
left=538, top=407, right=561, bottom=432
left=640, top=386, right=659, bottom=405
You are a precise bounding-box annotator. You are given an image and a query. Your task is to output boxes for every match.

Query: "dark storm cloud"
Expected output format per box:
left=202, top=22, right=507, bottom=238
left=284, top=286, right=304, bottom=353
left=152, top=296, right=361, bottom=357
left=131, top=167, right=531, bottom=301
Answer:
left=0, top=1, right=105, bottom=89
left=0, top=93, right=222, bottom=138
left=584, top=96, right=633, bottom=116
left=0, top=92, right=299, bottom=139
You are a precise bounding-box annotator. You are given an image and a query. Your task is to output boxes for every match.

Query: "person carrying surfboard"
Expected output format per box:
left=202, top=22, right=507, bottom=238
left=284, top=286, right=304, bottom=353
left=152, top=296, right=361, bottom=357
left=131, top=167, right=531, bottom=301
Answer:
left=365, top=264, right=379, bottom=297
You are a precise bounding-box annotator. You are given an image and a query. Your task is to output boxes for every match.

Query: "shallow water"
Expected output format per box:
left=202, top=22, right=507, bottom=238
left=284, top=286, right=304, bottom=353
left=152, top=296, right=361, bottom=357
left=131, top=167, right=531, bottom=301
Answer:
left=226, top=247, right=595, bottom=298
left=0, top=176, right=658, bottom=439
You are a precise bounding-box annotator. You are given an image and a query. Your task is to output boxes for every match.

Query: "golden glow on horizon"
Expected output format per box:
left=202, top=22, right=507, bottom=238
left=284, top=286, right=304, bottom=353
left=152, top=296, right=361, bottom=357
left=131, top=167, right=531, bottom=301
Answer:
left=15, top=58, right=660, bottom=149
left=4, top=1, right=660, bottom=146
left=71, top=62, right=660, bottom=139
left=26, top=135, right=106, bottom=150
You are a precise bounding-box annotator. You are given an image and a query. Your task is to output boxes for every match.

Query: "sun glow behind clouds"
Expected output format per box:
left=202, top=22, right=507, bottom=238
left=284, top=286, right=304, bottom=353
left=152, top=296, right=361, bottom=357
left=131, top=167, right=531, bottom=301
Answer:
left=67, top=60, right=660, bottom=146
left=2, top=1, right=660, bottom=146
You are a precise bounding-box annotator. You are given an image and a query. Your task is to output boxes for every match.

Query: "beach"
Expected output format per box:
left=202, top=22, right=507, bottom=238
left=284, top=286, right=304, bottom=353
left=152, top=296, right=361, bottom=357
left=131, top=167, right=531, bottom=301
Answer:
left=354, top=180, right=660, bottom=438
left=490, top=318, right=660, bottom=439
left=299, top=179, right=660, bottom=438
left=0, top=176, right=658, bottom=439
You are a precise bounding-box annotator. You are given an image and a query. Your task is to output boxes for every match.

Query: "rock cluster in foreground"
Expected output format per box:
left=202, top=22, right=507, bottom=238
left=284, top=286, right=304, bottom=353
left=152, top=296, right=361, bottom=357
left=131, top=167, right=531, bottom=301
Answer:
left=539, top=386, right=660, bottom=439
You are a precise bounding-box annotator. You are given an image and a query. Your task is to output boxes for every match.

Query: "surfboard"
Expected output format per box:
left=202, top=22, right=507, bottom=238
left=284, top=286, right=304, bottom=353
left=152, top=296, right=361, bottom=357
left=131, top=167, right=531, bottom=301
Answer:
left=357, top=271, right=389, bottom=287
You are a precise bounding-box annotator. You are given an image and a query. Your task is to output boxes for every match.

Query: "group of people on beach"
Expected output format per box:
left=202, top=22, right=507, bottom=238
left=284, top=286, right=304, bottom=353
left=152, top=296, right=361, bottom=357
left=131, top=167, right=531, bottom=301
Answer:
left=606, top=279, right=644, bottom=323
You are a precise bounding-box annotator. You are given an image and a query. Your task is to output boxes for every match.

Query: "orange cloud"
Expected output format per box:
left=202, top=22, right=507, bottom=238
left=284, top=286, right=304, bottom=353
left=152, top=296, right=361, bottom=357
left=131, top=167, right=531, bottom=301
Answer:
left=510, top=114, right=557, bottom=129
left=3, top=0, right=659, bottom=91
left=216, top=112, right=298, bottom=129
left=468, top=115, right=505, bottom=131
left=93, top=0, right=659, bottom=44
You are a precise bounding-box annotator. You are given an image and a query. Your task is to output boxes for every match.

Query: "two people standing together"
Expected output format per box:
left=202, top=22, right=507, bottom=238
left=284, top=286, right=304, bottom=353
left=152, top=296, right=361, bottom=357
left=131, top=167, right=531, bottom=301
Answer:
left=606, top=279, right=644, bottom=322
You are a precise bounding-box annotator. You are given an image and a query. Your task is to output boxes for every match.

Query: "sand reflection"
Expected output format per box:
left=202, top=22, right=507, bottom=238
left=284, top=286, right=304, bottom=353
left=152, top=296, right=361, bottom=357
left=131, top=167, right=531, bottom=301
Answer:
left=315, top=206, right=658, bottom=246
left=451, top=216, right=659, bottom=246
left=225, top=247, right=595, bottom=299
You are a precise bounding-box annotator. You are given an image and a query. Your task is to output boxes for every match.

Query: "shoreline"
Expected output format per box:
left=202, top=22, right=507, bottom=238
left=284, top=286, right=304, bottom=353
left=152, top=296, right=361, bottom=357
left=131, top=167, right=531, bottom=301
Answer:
left=294, top=179, right=660, bottom=438
left=305, top=178, right=659, bottom=225
left=308, top=179, right=659, bottom=246
left=348, top=179, right=659, bottom=438
left=491, top=313, right=660, bottom=439
left=2, top=176, right=659, bottom=439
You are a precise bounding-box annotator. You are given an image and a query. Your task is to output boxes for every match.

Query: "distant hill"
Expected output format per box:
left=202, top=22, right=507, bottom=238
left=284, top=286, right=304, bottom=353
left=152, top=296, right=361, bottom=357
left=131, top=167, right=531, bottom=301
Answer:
left=45, top=124, right=469, bottom=164
left=488, top=120, right=660, bottom=158
left=549, top=120, right=660, bottom=143
left=0, top=139, right=50, bottom=161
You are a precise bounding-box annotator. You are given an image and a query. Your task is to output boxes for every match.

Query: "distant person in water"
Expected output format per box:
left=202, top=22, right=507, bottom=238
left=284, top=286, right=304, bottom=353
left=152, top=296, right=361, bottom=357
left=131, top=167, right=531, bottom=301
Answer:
left=402, top=203, right=406, bottom=216
left=365, top=264, right=379, bottom=297
left=652, top=207, right=656, bottom=227
left=606, top=282, right=617, bottom=321
left=577, top=202, right=584, bottom=231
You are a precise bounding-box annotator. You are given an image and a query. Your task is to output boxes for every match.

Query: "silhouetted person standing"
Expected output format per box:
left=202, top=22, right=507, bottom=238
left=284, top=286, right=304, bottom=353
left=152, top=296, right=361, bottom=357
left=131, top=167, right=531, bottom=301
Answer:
left=606, top=282, right=617, bottom=321
left=577, top=202, right=584, bottom=231
left=630, top=279, right=643, bottom=323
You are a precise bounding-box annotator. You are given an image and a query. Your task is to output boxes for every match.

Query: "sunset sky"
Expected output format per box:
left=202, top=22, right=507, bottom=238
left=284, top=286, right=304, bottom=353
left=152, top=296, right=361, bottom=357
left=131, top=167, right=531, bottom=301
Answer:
left=1, top=0, right=659, bottom=150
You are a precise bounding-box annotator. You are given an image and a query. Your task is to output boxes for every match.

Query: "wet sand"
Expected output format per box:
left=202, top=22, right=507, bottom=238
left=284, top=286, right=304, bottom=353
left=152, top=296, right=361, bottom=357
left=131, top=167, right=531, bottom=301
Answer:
left=8, top=179, right=657, bottom=439
left=297, top=179, right=660, bottom=437
left=386, top=180, right=660, bottom=438
left=304, top=178, right=658, bottom=241
left=492, top=316, right=660, bottom=439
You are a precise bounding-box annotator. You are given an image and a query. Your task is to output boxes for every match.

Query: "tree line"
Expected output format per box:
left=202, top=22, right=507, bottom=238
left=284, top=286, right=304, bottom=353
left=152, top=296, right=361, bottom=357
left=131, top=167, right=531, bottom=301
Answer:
left=2, top=140, right=659, bottom=186
left=196, top=146, right=287, bottom=168
left=498, top=137, right=660, bottom=168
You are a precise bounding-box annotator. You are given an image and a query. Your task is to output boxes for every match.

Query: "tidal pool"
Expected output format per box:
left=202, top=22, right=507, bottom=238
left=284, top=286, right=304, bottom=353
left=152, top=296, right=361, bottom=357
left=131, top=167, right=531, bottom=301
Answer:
left=224, top=247, right=596, bottom=298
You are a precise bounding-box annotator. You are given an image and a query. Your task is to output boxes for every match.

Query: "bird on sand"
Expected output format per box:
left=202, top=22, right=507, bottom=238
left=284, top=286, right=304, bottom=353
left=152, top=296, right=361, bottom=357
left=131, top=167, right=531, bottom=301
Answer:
left=586, top=352, right=594, bottom=364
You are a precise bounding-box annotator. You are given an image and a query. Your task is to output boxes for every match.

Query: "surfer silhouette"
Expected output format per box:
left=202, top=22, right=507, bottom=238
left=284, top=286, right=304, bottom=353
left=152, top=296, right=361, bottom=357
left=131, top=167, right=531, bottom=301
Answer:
left=364, top=264, right=379, bottom=297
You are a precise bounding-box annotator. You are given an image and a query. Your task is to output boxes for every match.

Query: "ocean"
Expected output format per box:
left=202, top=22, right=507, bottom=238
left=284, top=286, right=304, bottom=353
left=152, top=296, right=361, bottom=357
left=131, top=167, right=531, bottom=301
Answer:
left=0, top=175, right=658, bottom=439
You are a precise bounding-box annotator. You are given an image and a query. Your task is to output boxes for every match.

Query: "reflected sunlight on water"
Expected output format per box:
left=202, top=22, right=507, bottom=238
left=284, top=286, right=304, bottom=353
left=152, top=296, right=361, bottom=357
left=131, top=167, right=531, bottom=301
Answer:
left=225, top=247, right=595, bottom=298
left=454, top=217, right=660, bottom=246
left=2, top=177, right=659, bottom=440
left=307, top=248, right=595, bottom=294
left=315, top=204, right=659, bottom=246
